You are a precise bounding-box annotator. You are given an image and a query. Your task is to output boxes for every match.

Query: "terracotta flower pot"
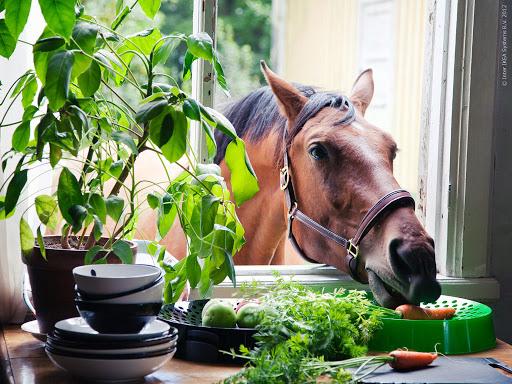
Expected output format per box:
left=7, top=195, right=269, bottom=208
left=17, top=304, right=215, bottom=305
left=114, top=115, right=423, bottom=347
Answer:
left=21, top=236, right=138, bottom=334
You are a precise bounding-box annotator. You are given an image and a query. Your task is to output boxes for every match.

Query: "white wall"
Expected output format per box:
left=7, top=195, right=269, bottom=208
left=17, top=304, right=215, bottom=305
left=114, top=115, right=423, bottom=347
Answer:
left=0, top=4, right=45, bottom=323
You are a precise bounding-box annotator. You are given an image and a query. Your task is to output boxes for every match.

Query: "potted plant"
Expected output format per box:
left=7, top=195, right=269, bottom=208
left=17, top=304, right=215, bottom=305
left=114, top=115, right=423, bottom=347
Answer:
left=0, top=0, right=258, bottom=333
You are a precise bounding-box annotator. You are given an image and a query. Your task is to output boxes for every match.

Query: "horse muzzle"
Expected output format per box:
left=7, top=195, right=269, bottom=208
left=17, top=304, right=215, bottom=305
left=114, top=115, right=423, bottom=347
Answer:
left=366, top=237, right=441, bottom=308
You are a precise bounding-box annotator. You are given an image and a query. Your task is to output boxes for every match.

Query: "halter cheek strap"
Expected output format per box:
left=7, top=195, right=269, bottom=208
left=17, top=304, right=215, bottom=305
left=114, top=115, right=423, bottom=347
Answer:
left=280, top=151, right=415, bottom=284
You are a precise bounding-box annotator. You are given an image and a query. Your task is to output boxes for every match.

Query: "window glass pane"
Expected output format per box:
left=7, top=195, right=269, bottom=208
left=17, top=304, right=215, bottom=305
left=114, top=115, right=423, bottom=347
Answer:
left=215, top=0, right=273, bottom=105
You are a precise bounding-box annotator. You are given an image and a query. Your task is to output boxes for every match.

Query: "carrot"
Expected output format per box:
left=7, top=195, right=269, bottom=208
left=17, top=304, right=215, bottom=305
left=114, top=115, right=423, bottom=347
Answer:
left=395, top=304, right=456, bottom=320
left=389, top=350, right=438, bottom=370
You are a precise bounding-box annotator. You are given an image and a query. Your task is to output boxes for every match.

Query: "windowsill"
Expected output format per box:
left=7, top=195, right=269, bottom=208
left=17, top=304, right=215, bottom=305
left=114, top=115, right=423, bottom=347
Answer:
left=189, top=265, right=500, bottom=302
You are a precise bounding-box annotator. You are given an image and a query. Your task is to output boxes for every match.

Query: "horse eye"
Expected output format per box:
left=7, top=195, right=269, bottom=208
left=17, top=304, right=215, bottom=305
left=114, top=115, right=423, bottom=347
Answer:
left=308, top=144, right=328, bottom=160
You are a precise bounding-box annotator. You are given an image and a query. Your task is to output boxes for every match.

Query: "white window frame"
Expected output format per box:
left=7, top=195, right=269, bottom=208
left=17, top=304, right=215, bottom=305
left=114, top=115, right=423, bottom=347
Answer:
left=188, top=0, right=500, bottom=301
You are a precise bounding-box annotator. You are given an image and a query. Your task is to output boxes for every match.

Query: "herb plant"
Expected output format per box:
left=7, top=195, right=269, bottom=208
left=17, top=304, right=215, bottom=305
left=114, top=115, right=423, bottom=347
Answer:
left=224, top=278, right=398, bottom=383
left=0, top=0, right=259, bottom=301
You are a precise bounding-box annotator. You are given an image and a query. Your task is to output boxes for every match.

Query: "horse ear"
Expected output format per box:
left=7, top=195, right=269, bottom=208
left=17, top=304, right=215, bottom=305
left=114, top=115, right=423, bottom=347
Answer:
left=260, top=60, right=307, bottom=122
left=350, top=69, right=374, bottom=115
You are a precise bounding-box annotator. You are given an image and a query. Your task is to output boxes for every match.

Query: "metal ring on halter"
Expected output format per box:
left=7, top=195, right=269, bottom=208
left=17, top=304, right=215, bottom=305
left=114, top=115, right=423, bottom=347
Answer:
left=280, top=166, right=289, bottom=190
left=346, top=239, right=359, bottom=259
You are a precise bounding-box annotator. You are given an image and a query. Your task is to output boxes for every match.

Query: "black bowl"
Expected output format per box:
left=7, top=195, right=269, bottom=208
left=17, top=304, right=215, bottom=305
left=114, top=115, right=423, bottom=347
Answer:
left=75, top=300, right=162, bottom=334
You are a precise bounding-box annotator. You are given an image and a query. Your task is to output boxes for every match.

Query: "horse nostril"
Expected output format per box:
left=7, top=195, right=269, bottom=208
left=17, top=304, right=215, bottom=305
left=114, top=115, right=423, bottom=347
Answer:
left=388, top=238, right=412, bottom=282
left=388, top=237, right=441, bottom=304
left=408, top=275, right=441, bottom=305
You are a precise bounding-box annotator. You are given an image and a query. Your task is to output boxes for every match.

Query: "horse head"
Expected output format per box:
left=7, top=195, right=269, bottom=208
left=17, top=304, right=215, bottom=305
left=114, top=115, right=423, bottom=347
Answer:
left=261, top=62, right=441, bottom=308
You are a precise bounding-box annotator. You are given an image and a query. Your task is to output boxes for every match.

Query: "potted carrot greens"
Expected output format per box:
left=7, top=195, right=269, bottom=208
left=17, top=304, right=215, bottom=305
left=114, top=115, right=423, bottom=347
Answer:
left=0, top=0, right=258, bottom=333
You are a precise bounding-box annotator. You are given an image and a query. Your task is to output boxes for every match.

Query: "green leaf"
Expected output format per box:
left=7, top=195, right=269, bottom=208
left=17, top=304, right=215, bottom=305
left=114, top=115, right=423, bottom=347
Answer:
left=147, top=193, right=159, bottom=209
left=111, top=5, right=129, bottom=30
left=105, top=195, right=124, bottom=222
left=197, top=195, right=220, bottom=237
left=89, top=193, right=106, bottom=223
left=146, top=241, right=158, bottom=256
left=12, top=121, right=30, bottom=152
left=112, top=131, right=138, bottom=154
left=149, top=110, right=172, bottom=146
left=77, top=60, right=100, bottom=97
left=202, top=121, right=217, bottom=159
left=33, top=36, right=65, bottom=52
left=182, top=51, right=196, bottom=81
left=213, top=55, right=229, bottom=96
left=49, top=143, right=62, bottom=167
left=38, top=0, right=75, bottom=40
left=71, top=21, right=98, bottom=55
left=115, top=28, right=161, bottom=83
left=202, top=106, right=237, bottom=140
left=112, top=240, right=133, bottom=264
left=22, top=105, right=38, bottom=121
left=182, top=98, right=200, bottom=121
left=186, top=32, right=213, bottom=61
left=138, top=0, right=161, bottom=19
left=157, top=193, right=176, bottom=239
left=225, top=138, right=259, bottom=206
left=5, top=0, right=31, bottom=40
left=84, top=245, right=103, bottom=264
left=35, top=194, right=58, bottom=231
left=135, top=99, right=167, bottom=123
left=140, top=92, right=166, bottom=105
left=0, top=19, right=16, bottom=58
left=36, top=226, right=46, bottom=260
left=10, top=72, right=32, bottom=99
left=20, top=217, right=34, bottom=257
left=186, top=255, right=201, bottom=289
left=21, top=76, right=38, bottom=108
left=5, top=169, right=28, bottom=215
left=109, top=160, right=123, bottom=179
left=45, top=51, right=74, bottom=111
left=71, top=51, right=92, bottom=79
left=149, top=110, right=188, bottom=163
left=92, top=215, right=103, bottom=240
left=57, top=167, right=84, bottom=225
left=69, top=204, right=87, bottom=232
left=153, top=37, right=177, bottom=66
left=34, top=51, right=49, bottom=85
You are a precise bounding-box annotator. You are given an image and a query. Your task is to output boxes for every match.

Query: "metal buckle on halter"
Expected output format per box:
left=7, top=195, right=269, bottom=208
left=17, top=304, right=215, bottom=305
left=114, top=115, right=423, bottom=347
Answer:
left=346, top=239, right=359, bottom=259
left=280, top=166, right=289, bottom=190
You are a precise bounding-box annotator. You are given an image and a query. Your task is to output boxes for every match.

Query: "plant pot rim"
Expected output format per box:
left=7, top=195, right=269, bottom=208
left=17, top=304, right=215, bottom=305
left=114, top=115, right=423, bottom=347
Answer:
left=33, top=235, right=137, bottom=252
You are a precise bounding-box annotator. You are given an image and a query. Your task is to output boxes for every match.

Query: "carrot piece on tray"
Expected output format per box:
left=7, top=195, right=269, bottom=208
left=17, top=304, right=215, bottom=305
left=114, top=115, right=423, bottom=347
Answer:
left=395, top=304, right=456, bottom=320
left=389, top=350, right=438, bottom=370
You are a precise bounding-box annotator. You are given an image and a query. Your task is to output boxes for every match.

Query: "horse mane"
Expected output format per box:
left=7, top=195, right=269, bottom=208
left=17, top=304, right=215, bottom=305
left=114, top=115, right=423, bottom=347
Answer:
left=214, top=84, right=355, bottom=165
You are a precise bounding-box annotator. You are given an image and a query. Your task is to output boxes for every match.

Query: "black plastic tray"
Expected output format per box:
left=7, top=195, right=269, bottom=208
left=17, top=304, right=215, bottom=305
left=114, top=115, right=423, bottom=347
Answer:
left=158, top=300, right=256, bottom=363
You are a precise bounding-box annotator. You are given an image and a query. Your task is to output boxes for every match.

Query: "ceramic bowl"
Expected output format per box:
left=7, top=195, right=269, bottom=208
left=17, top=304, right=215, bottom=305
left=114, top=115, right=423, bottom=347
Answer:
left=73, top=264, right=161, bottom=296
left=76, top=275, right=164, bottom=304
left=46, top=346, right=175, bottom=381
left=47, top=331, right=177, bottom=350
left=47, top=338, right=177, bottom=355
left=53, top=317, right=173, bottom=341
left=75, top=300, right=162, bottom=334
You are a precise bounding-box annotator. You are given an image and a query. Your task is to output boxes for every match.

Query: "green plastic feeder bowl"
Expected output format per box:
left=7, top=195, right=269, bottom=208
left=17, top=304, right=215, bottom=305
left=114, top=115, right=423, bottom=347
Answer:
left=369, top=295, right=496, bottom=354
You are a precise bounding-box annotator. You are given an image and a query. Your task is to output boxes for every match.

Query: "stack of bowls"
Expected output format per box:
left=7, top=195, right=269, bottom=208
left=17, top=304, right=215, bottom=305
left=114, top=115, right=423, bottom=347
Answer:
left=45, top=264, right=176, bottom=381
left=73, top=264, right=164, bottom=334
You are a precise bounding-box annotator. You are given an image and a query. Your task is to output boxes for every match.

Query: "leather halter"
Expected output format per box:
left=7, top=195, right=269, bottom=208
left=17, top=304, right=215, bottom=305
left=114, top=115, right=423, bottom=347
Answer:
left=280, top=129, right=415, bottom=285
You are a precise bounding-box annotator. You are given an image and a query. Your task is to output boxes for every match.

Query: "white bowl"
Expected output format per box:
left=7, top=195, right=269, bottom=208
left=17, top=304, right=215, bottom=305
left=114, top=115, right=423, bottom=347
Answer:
left=47, top=339, right=177, bottom=355
left=46, top=348, right=175, bottom=381
left=73, top=264, right=161, bottom=295
left=84, top=277, right=164, bottom=304
left=54, top=318, right=172, bottom=340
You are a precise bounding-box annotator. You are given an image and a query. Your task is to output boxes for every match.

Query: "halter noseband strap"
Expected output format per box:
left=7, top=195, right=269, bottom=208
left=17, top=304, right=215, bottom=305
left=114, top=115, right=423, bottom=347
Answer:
left=280, top=151, right=415, bottom=284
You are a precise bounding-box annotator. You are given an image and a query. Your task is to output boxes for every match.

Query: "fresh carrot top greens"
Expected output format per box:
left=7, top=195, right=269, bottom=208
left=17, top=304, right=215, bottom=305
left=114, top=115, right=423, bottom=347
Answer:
left=222, top=277, right=406, bottom=384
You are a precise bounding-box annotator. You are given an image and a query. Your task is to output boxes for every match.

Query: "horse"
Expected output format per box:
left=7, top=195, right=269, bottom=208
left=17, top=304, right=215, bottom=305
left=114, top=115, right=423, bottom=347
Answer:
left=157, top=62, right=441, bottom=309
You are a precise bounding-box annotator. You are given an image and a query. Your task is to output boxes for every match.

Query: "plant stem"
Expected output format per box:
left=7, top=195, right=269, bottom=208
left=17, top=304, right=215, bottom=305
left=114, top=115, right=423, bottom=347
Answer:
left=101, top=80, right=137, bottom=113
left=61, top=226, right=71, bottom=249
